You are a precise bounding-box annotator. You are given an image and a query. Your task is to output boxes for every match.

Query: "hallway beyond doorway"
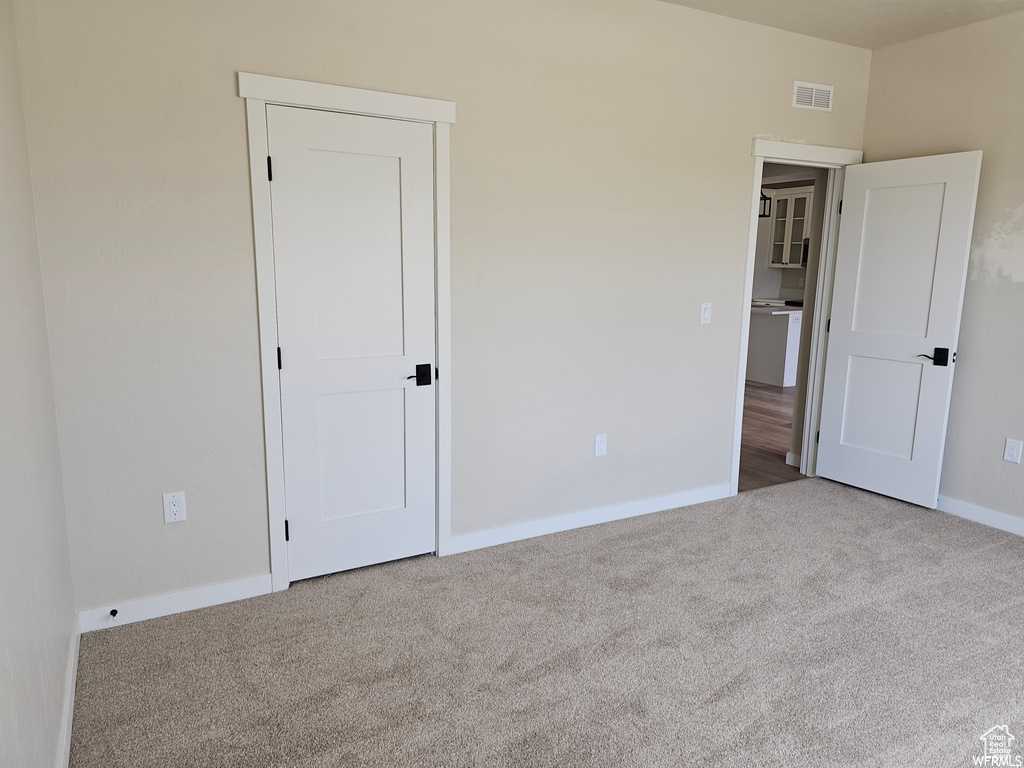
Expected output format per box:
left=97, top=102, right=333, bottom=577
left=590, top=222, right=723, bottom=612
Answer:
left=739, top=381, right=804, bottom=492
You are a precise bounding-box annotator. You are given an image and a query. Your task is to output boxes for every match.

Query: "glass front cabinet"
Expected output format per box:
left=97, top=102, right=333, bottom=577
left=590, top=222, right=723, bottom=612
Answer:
left=768, top=187, right=813, bottom=268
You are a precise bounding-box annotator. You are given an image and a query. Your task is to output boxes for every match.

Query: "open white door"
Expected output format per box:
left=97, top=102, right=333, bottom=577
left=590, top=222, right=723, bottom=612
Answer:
left=816, top=151, right=982, bottom=508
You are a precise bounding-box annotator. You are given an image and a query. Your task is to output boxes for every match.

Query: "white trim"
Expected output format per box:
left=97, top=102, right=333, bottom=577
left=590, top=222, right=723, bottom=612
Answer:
left=751, top=139, right=862, bottom=168
left=442, top=483, right=731, bottom=556
left=733, top=141, right=863, bottom=495
left=242, top=76, right=455, bottom=582
left=245, top=98, right=290, bottom=593
left=77, top=574, right=273, bottom=633
left=938, top=495, right=1024, bottom=538
left=57, top=619, right=80, bottom=768
left=238, top=73, right=455, bottom=125
left=785, top=452, right=800, bottom=468
left=434, top=123, right=454, bottom=556
left=731, top=158, right=765, bottom=495
left=800, top=167, right=844, bottom=477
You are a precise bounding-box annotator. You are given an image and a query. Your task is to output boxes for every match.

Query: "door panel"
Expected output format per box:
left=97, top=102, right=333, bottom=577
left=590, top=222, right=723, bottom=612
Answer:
left=317, top=388, right=407, bottom=520
left=267, top=105, right=436, bottom=581
left=816, top=151, right=982, bottom=508
left=851, top=183, right=945, bottom=337
left=309, top=150, right=406, bottom=360
left=840, top=356, right=922, bottom=459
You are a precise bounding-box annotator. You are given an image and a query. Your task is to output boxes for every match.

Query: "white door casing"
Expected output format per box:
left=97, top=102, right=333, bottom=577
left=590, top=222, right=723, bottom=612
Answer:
left=816, top=151, right=982, bottom=508
left=244, top=75, right=455, bottom=588
left=267, top=104, right=437, bottom=581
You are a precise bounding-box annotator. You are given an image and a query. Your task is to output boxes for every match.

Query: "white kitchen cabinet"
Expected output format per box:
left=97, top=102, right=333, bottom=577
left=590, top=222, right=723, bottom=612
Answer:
left=768, top=186, right=813, bottom=268
left=747, top=307, right=802, bottom=387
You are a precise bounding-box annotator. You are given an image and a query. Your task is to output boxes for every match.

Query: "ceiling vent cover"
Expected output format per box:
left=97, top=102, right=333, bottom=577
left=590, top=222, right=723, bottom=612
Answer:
left=793, top=81, right=833, bottom=112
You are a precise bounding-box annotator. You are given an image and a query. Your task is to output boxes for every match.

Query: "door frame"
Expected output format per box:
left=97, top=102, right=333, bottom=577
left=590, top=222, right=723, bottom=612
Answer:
left=731, top=140, right=862, bottom=496
left=238, top=73, right=456, bottom=590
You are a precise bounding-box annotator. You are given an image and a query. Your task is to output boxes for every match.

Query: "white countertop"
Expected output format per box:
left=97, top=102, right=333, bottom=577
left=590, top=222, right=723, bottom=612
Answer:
left=751, top=302, right=803, bottom=316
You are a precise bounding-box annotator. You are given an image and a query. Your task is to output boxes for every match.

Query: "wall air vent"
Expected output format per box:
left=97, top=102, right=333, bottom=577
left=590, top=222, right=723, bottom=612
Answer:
left=793, top=81, right=833, bottom=112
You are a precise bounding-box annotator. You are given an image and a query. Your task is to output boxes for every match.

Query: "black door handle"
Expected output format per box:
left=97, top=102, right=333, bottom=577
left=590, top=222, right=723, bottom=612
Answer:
left=917, top=348, right=950, bottom=366
left=406, top=363, right=433, bottom=386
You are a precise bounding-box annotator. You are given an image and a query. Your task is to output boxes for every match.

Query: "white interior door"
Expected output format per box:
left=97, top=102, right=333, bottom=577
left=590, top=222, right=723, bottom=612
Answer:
left=816, top=151, right=982, bottom=508
left=267, top=105, right=437, bottom=581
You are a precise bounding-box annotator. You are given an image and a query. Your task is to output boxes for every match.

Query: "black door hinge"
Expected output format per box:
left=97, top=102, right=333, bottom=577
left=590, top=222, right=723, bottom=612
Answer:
left=816, top=430, right=820, bottom=445
left=838, top=200, right=843, bottom=214
left=277, top=347, right=282, bottom=370
left=267, top=156, right=273, bottom=182
left=435, top=366, right=439, bottom=381
left=284, top=519, right=289, bottom=541
left=826, top=318, right=830, bottom=333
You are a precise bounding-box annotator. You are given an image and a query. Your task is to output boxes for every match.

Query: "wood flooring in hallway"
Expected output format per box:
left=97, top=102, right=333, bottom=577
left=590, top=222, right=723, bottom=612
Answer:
left=739, top=380, right=805, bottom=493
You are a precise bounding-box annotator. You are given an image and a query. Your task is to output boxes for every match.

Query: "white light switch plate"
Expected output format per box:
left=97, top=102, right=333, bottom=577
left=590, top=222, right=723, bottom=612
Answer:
left=163, top=491, right=187, bottom=523
left=700, top=303, right=712, bottom=325
left=1004, top=438, right=1023, bottom=464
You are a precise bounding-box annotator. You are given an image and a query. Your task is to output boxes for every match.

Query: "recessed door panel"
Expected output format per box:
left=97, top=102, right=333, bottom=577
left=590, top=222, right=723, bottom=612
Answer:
left=852, top=183, right=945, bottom=338
left=309, top=150, right=405, bottom=361
left=318, top=389, right=406, bottom=520
left=840, top=356, right=922, bottom=460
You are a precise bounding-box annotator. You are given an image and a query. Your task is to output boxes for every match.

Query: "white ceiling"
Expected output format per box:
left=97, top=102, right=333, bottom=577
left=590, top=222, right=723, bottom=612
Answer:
left=658, top=0, right=1024, bottom=49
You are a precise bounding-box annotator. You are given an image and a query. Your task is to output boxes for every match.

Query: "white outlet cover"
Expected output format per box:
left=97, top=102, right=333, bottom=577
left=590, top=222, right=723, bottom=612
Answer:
left=163, top=491, right=187, bottom=523
left=1004, top=438, right=1023, bottom=464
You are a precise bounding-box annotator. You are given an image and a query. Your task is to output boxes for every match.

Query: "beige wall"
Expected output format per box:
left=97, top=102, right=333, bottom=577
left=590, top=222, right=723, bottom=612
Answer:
left=864, top=13, right=1024, bottom=516
left=13, top=0, right=870, bottom=608
left=0, top=0, right=77, bottom=764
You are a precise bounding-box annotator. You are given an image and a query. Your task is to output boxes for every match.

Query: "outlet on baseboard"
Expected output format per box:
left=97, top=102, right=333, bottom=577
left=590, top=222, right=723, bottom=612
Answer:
left=163, top=491, right=187, bottom=523
left=1004, top=438, right=1023, bottom=465
left=595, top=434, right=607, bottom=457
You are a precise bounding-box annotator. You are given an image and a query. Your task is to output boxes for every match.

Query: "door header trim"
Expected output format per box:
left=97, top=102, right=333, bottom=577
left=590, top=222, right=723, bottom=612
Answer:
left=752, top=139, right=862, bottom=168
left=238, top=72, right=456, bottom=124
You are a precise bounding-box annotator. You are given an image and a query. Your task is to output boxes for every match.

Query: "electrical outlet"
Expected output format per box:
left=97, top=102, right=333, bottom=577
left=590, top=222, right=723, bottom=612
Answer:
left=163, top=491, right=187, bottom=523
left=1004, top=438, right=1023, bottom=465
left=700, top=303, right=712, bottom=325
left=595, top=434, right=607, bottom=457
left=799, top=277, right=805, bottom=288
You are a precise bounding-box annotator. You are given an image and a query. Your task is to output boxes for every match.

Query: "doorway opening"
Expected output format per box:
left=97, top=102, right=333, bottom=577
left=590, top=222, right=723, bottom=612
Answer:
left=732, top=141, right=981, bottom=510
left=738, top=162, right=827, bottom=492
left=730, top=141, right=861, bottom=498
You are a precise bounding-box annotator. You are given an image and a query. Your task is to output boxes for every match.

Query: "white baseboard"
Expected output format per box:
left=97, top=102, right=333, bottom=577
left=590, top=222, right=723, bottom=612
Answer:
left=937, top=495, right=1024, bottom=538
left=58, top=618, right=80, bottom=768
left=785, top=452, right=800, bottom=468
left=440, top=483, right=732, bottom=556
left=77, top=573, right=273, bottom=634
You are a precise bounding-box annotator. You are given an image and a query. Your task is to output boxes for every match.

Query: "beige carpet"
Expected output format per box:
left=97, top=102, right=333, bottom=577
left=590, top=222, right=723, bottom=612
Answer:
left=70, top=479, right=1024, bottom=767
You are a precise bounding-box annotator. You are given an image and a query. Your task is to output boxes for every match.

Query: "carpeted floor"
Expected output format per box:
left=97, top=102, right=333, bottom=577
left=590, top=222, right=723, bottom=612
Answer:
left=70, top=479, right=1024, bottom=767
